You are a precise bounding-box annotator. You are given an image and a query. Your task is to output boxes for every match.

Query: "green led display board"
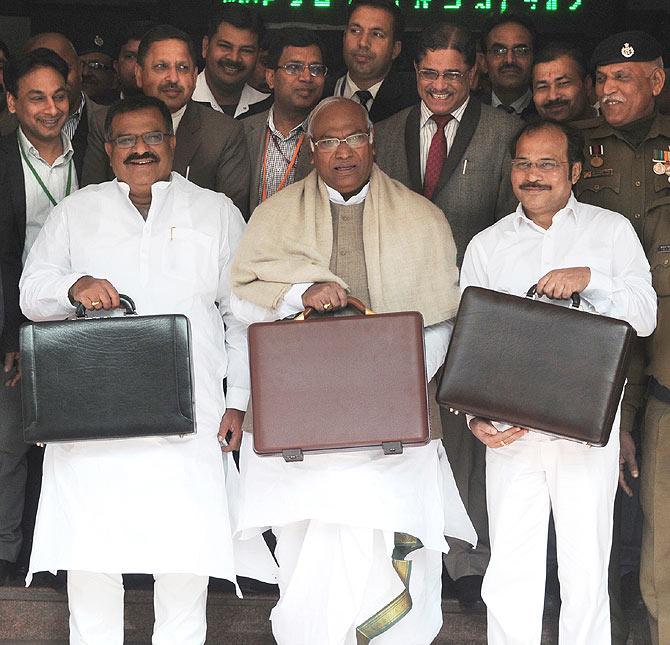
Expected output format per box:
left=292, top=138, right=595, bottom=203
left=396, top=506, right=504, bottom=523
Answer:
left=218, top=0, right=590, bottom=28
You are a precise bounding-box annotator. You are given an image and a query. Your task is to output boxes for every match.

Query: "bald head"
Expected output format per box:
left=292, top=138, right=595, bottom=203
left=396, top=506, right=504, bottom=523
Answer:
left=25, top=33, right=82, bottom=113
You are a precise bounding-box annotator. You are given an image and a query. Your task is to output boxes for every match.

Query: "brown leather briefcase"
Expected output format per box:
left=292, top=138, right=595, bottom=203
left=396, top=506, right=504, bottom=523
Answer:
left=248, top=297, right=430, bottom=461
left=437, top=285, right=636, bottom=446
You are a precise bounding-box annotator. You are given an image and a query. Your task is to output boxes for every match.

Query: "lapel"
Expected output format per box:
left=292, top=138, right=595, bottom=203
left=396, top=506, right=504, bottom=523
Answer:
left=173, top=101, right=203, bottom=174
left=369, top=75, right=397, bottom=123
left=71, top=100, right=89, bottom=181
left=433, top=97, right=482, bottom=198
left=8, top=133, right=26, bottom=240
left=404, top=105, right=423, bottom=193
left=295, top=138, right=312, bottom=180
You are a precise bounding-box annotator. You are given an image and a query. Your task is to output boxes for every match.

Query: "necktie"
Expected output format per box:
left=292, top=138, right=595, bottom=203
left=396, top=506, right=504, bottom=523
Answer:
left=497, top=104, right=515, bottom=114
left=354, top=90, right=373, bottom=111
left=423, top=113, right=453, bottom=201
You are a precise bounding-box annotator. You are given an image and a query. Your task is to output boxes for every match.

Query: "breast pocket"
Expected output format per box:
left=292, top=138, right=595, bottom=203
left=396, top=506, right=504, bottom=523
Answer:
left=575, top=173, right=621, bottom=200
left=161, top=227, right=216, bottom=287
left=646, top=197, right=670, bottom=296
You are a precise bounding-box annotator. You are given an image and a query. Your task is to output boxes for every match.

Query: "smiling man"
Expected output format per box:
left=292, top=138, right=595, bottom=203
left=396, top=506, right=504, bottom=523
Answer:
left=230, top=96, right=475, bottom=644
left=461, top=118, right=656, bottom=645
left=81, top=24, right=251, bottom=218
left=0, top=47, right=74, bottom=587
left=575, top=31, right=670, bottom=645
left=374, top=22, right=520, bottom=606
left=329, top=0, right=418, bottom=123
left=19, top=93, right=277, bottom=643
left=194, top=3, right=271, bottom=119
left=243, top=27, right=326, bottom=213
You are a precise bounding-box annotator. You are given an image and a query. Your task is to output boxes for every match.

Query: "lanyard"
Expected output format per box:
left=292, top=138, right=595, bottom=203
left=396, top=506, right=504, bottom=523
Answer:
left=260, top=127, right=304, bottom=203
left=18, top=137, right=73, bottom=207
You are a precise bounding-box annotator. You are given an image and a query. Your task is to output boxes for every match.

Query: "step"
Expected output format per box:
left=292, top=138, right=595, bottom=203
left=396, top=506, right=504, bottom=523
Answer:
left=0, top=576, right=652, bottom=644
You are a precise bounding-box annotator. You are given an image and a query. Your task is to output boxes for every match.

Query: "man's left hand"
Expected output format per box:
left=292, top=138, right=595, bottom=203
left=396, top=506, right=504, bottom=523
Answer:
left=3, top=352, right=20, bottom=387
left=217, top=408, right=245, bottom=452
left=536, top=267, right=590, bottom=300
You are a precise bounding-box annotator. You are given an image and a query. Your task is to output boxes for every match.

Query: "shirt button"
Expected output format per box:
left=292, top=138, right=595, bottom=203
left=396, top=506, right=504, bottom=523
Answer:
left=634, top=213, right=641, bottom=219
left=634, top=180, right=641, bottom=187
left=339, top=249, right=347, bottom=256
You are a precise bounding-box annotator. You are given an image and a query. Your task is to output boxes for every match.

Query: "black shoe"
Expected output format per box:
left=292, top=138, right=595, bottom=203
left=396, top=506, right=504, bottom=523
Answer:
left=0, top=559, right=12, bottom=586
left=454, top=574, right=484, bottom=609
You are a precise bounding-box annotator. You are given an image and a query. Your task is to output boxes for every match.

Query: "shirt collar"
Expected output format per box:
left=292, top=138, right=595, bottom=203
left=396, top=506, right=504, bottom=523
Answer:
left=491, top=88, right=532, bottom=114
left=325, top=180, right=370, bottom=205
left=513, top=192, right=579, bottom=232
left=171, top=103, right=188, bottom=132
left=18, top=126, right=74, bottom=166
left=267, top=106, right=306, bottom=140
left=420, top=96, right=469, bottom=129
left=344, top=74, right=384, bottom=100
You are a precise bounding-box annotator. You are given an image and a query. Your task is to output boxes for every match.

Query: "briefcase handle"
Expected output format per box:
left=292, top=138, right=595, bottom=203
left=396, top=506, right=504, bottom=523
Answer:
left=525, top=284, right=580, bottom=309
left=75, top=293, right=137, bottom=318
left=295, top=296, right=375, bottom=321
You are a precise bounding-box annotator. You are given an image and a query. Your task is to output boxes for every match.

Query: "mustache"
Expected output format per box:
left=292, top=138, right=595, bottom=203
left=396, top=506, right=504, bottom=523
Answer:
left=158, top=82, right=183, bottom=93
left=602, top=92, right=625, bottom=103
left=498, top=63, right=522, bottom=74
left=124, top=152, right=159, bottom=164
left=218, top=58, right=244, bottom=72
left=519, top=182, right=551, bottom=190
left=543, top=98, right=569, bottom=108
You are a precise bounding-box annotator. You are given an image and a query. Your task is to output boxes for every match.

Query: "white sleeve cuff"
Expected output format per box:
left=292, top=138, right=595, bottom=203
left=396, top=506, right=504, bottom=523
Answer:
left=225, top=386, right=249, bottom=412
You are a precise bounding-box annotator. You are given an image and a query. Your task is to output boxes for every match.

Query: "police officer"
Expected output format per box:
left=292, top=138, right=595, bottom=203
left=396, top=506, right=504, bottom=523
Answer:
left=575, top=31, right=668, bottom=645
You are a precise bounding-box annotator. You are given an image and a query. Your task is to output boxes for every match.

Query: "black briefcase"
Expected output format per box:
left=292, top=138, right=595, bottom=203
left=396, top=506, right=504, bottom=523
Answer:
left=20, top=295, right=195, bottom=443
left=437, top=285, right=635, bottom=446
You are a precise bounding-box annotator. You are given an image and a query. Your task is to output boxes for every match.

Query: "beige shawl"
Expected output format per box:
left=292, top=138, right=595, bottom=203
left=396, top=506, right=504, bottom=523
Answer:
left=231, top=164, right=460, bottom=326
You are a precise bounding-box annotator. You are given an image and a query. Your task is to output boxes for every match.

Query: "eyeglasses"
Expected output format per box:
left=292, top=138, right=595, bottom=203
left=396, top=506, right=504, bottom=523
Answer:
left=277, top=63, right=328, bottom=78
left=109, top=131, right=171, bottom=148
left=511, top=159, right=569, bottom=171
left=311, top=132, right=371, bottom=151
left=83, top=61, right=114, bottom=72
left=417, top=69, right=470, bottom=83
left=489, top=45, right=532, bottom=58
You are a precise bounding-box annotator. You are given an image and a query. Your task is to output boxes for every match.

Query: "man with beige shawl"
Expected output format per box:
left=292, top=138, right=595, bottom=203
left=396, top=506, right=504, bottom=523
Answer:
left=230, top=97, right=476, bottom=645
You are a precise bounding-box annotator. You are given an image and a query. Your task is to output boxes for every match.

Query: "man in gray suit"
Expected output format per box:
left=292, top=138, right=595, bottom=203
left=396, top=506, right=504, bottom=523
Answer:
left=81, top=25, right=250, bottom=218
left=374, top=21, right=520, bottom=607
left=243, top=27, right=325, bottom=215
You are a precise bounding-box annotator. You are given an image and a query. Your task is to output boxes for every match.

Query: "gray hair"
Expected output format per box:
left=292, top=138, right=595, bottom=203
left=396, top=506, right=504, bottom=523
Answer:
left=306, top=97, right=373, bottom=139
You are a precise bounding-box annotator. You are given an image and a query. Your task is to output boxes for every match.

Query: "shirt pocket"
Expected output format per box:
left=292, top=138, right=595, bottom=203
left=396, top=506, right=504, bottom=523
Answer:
left=646, top=197, right=670, bottom=297
left=574, top=172, right=621, bottom=200
left=161, top=227, right=216, bottom=287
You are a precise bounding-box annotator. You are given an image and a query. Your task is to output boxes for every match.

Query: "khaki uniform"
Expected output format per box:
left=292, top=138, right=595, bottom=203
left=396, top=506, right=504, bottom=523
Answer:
left=575, top=112, right=670, bottom=645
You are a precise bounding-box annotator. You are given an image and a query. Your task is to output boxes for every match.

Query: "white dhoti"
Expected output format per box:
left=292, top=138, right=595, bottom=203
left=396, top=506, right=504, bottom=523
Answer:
left=236, top=434, right=476, bottom=644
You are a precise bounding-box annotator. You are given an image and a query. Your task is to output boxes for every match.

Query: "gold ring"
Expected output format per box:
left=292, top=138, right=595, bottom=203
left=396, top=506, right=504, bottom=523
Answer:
left=323, top=302, right=332, bottom=310
left=499, top=439, right=507, bottom=447
left=90, top=300, right=101, bottom=306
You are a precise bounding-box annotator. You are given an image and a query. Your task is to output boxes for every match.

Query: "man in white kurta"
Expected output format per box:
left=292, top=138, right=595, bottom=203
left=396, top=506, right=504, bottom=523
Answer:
left=19, top=95, right=277, bottom=645
left=461, top=120, right=657, bottom=645
left=230, top=98, right=476, bottom=645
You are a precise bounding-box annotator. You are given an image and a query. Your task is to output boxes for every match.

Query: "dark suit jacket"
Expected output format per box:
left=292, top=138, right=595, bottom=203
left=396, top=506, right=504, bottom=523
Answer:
left=0, top=133, right=27, bottom=353
left=0, top=97, right=102, bottom=182
left=326, top=68, right=420, bottom=124
left=374, top=97, right=521, bottom=266
left=243, top=109, right=313, bottom=216
left=81, top=100, right=251, bottom=218
left=475, top=88, right=538, bottom=122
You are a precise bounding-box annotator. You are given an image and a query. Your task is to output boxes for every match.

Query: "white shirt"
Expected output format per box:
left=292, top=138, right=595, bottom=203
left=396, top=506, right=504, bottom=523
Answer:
left=19, top=173, right=278, bottom=583
left=171, top=103, right=187, bottom=131
left=193, top=70, right=270, bottom=119
left=419, top=97, right=470, bottom=181
left=18, top=127, right=77, bottom=264
left=491, top=88, right=533, bottom=115
left=461, top=193, right=656, bottom=337
left=334, top=73, right=384, bottom=110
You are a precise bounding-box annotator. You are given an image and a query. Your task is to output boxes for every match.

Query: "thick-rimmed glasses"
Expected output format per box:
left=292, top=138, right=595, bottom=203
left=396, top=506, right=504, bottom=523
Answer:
left=310, top=132, right=372, bottom=152
left=277, top=63, right=328, bottom=78
left=109, top=131, right=171, bottom=148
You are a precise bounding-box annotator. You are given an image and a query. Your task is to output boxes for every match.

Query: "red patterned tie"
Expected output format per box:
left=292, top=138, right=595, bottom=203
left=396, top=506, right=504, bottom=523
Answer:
left=423, top=113, right=453, bottom=200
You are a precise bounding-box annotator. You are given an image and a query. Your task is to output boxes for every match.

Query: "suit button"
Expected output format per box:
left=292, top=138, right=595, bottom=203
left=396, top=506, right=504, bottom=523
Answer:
left=634, top=180, right=641, bottom=187
left=634, top=213, right=641, bottom=219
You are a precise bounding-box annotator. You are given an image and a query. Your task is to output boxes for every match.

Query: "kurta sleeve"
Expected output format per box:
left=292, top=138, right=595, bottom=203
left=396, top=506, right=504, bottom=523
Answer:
left=20, top=204, right=88, bottom=322
left=424, top=320, right=453, bottom=380
left=218, top=202, right=250, bottom=411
